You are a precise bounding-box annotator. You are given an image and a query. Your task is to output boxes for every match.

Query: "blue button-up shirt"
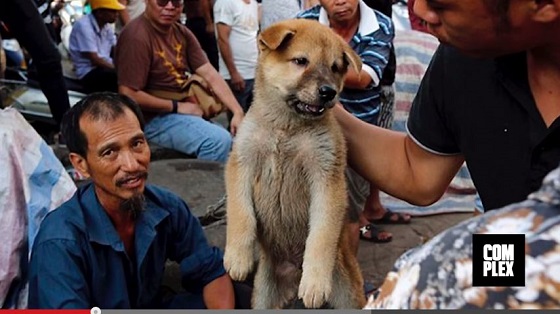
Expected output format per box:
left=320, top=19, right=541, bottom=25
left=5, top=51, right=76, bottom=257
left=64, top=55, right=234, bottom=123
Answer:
left=28, top=183, right=226, bottom=309
left=69, top=13, right=116, bottom=79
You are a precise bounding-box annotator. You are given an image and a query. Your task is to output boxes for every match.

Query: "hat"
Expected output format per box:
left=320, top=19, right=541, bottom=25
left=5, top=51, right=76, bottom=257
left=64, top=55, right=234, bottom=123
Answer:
left=89, top=0, right=125, bottom=11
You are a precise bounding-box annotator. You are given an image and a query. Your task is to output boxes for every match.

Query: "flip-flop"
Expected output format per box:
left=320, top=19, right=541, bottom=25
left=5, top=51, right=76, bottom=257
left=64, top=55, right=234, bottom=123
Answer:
left=370, top=209, right=411, bottom=225
left=359, top=224, right=392, bottom=243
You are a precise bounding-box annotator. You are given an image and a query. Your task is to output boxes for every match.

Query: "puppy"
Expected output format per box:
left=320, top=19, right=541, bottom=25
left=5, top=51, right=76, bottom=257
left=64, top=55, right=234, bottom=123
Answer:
left=224, top=19, right=365, bottom=309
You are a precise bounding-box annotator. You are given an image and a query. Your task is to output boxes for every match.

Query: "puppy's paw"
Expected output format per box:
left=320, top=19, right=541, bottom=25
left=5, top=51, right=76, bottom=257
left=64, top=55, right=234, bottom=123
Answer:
left=223, top=246, right=254, bottom=281
left=298, top=270, right=332, bottom=308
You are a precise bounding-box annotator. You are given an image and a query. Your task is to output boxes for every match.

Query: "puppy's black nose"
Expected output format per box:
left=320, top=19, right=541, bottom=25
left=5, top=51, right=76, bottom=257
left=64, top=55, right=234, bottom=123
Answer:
left=318, top=85, right=337, bottom=102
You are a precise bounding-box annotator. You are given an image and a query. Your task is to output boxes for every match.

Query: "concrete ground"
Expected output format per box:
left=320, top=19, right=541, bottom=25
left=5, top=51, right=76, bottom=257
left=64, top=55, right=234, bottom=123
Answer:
left=147, top=158, right=472, bottom=289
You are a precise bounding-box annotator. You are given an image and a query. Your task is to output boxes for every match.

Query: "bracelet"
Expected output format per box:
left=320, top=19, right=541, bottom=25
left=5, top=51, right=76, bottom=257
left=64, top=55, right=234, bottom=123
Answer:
left=171, top=100, right=178, bottom=113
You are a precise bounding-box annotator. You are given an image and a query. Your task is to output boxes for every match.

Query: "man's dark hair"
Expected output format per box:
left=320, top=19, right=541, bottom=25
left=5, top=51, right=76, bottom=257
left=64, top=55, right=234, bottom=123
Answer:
left=61, top=92, right=145, bottom=157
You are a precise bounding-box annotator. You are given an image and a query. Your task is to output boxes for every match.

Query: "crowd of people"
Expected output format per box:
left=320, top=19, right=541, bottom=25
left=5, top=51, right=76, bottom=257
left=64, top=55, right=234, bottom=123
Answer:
left=1, top=0, right=559, bottom=309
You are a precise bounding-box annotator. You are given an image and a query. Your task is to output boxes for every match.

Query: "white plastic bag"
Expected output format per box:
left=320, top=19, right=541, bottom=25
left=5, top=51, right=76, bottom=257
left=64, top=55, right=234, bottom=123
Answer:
left=0, top=108, right=76, bottom=308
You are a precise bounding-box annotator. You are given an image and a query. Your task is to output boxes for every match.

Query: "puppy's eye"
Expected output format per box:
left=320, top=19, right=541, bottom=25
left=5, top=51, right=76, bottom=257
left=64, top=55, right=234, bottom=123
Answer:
left=292, top=57, right=308, bottom=66
left=332, top=63, right=340, bottom=73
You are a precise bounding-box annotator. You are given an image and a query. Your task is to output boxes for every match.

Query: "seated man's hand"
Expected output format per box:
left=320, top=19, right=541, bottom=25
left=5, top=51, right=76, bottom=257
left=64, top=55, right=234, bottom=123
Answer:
left=203, top=274, right=235, bottom=309
left=178, top=101, right=204, bottom=117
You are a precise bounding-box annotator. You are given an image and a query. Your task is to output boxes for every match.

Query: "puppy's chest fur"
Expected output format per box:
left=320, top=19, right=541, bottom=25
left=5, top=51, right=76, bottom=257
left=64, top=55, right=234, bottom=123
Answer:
left=235, top=118, right=343, bottom=256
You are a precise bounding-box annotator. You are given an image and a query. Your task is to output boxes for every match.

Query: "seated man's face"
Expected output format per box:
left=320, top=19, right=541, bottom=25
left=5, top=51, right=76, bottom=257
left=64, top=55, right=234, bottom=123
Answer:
left=96, top=8, right=120, bottom=24
left=319, top=0, right=360, bottom=23
left=78, top=108, right=150, bottom=209
left=145, top=0, right=183, bottom=27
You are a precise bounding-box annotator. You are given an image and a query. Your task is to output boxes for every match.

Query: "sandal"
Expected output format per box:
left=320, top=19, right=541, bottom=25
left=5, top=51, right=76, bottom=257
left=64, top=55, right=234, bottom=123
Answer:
left=359, top=224, right=392, bottom=243
left=370, top=209, right=411, bottom=225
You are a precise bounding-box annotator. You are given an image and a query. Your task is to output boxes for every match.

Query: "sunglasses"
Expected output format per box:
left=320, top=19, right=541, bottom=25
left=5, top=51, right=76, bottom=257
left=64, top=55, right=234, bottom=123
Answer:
left=156, top=0, right=183, bottom=8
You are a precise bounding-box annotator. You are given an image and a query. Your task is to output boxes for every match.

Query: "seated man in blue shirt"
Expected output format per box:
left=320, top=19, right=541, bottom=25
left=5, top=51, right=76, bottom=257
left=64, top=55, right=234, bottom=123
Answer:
left=69, top=0, right=123, bottom=93
left=28, top=92, right=248, bottom=309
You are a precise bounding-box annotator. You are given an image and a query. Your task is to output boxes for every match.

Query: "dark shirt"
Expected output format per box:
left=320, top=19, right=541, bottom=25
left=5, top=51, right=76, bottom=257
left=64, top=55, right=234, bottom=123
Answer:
left=28, top=183, right=225, bottom=309
left=407, top=44, right=560, bottom=210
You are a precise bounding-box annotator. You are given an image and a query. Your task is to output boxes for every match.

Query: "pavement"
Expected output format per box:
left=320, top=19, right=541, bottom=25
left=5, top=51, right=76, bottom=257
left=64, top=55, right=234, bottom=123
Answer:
left=147, top=157, right=473, bottom=290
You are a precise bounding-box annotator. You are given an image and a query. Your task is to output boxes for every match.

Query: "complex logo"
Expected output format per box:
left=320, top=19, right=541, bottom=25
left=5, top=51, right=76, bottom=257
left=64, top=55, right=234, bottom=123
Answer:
left=472, top=234, right=525, bottom=287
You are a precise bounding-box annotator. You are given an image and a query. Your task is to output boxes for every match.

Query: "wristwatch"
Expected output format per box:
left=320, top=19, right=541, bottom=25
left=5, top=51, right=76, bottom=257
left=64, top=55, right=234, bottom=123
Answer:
left=171, top=100, right=178, bottom=113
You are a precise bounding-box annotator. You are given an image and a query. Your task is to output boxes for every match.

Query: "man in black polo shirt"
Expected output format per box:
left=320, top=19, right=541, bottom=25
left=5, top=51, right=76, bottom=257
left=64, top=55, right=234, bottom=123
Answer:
left=334, top=0, right=560, bottom=212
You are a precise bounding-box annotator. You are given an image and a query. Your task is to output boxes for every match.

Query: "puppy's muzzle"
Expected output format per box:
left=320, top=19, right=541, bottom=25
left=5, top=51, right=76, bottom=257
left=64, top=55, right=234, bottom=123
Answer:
left=319, top=85, right=337, bottom=104
left=290, top=85, right=338, bottom=117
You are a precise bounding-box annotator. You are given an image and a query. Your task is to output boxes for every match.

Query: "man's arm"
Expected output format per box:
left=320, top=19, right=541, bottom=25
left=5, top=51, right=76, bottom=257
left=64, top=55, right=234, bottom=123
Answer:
left=84, top=52, right=115, bottom=69
left=28, top=240, right=90, bottom=309
left=118, top=85, right=203, bottom=116
left=215, top=22, right=245, bottom=92
left=334, top=104, right=464, bottom=205
left=202, top=274, right=235, bottom=309
left=200, top=0, right=214, bottom=34
left=195, top=63, right=244, bottom=135
left=344, top=66, right=373, bottom=89
left=345, top=13, right=394, bottom=89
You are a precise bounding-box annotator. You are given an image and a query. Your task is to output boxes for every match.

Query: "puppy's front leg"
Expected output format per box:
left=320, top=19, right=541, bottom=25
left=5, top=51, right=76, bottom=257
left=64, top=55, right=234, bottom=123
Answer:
left=224, top=151, right=257, bottom=281
left=298, top=174, right=347, bottom=308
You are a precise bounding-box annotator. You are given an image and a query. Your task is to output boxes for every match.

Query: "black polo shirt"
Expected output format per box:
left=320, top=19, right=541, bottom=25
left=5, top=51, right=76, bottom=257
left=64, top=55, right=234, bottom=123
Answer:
left=407, top=44, right=560, bottom=211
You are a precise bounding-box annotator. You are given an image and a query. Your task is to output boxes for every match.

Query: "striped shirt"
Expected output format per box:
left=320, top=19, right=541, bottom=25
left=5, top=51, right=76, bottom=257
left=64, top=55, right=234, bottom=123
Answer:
left=297, top=1, right=394, bottom=125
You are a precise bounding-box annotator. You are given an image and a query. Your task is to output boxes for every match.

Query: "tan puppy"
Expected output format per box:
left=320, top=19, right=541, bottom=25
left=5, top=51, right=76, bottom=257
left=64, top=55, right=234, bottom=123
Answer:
left=224, top=19, right=365, bottom=309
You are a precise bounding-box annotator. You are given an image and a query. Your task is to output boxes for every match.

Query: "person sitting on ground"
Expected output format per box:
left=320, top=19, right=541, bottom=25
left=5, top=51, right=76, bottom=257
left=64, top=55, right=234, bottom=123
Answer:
left=299, top=0, right=409, bottom=245
left=366, top=163, right=560, bottom=309
left=69, top=0, right=123, bottom=93
left=28, top=92, right=250, bottom=309
left=116, top=0, right=244, bottom=163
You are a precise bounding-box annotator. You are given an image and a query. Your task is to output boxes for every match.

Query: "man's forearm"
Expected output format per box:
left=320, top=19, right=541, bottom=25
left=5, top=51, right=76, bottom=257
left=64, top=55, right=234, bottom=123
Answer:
left=196, top=63, right=243, bottom=115
left=216, top=36, right=239, bottom=79
left=118, top=85, right=174, bottom=113
left=344, top=67, right=373, bottom=89
left=333, top=104, right=464, bottom=206
left=201, top=0, right=213, bottom=27
left=87, top=53, right=115, bottom=70
left=202, top=274, right=235, bottom=309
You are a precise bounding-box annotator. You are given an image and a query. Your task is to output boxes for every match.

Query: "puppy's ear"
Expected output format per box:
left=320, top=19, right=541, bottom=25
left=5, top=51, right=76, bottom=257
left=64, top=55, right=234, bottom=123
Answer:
left=343, top=46, right=363, bottom=76
left=259, top=22, right=296, bottom=52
